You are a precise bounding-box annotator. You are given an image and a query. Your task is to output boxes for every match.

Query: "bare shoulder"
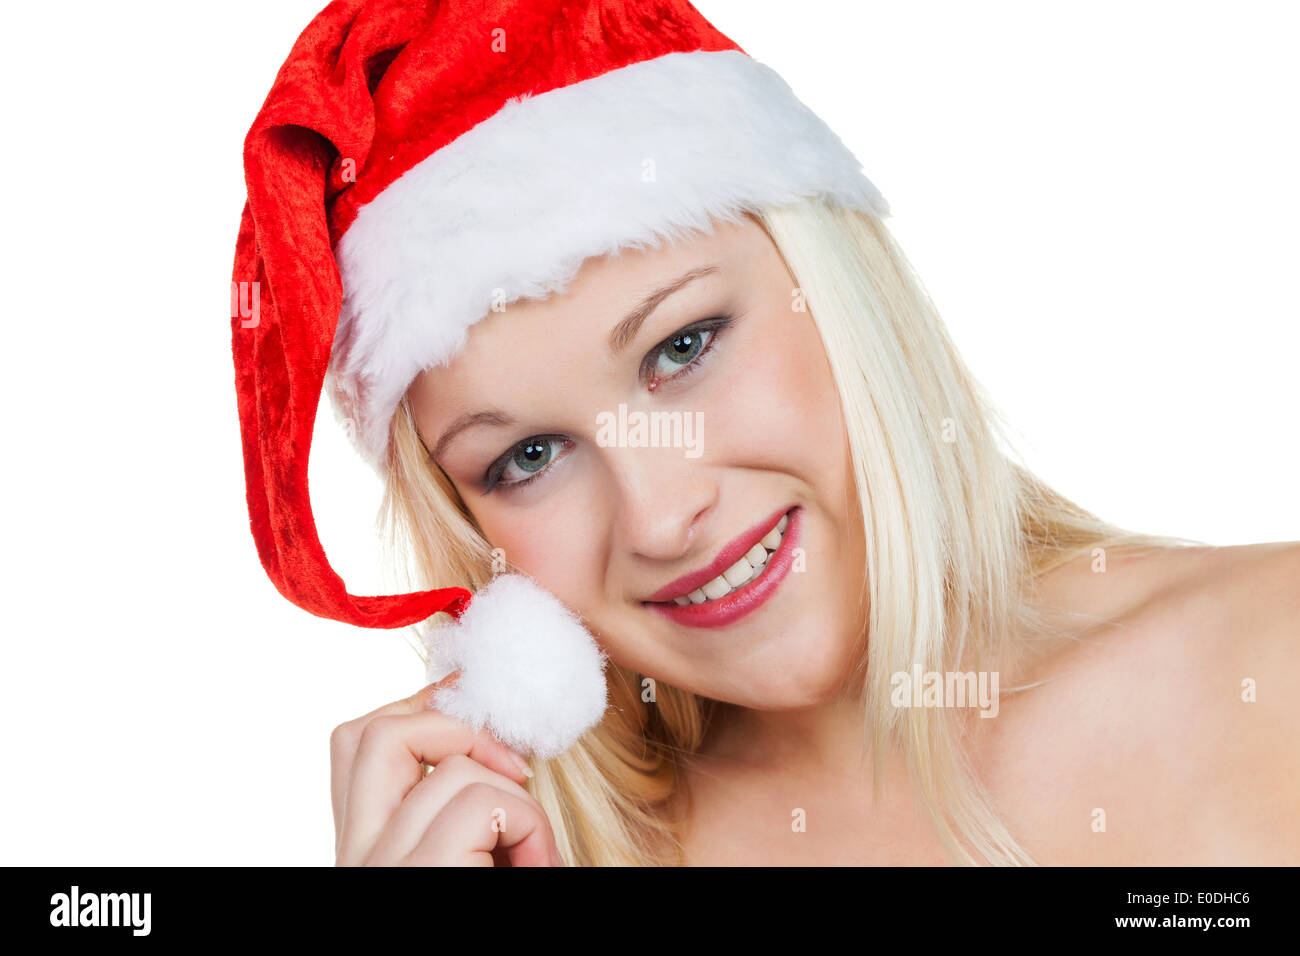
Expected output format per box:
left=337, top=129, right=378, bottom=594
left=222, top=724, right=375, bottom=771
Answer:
left=1119, top=540, right=1298, bottom=660
left=1181, top=542, right=1300, bottom=832
left=1139, top=541, right=1299, bottom=704
left=979, top=541, right=1300, bottom=864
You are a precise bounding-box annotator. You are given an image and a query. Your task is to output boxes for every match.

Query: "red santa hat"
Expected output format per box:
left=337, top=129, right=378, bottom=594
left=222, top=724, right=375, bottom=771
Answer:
left=231, top=0, right=887, bottom=636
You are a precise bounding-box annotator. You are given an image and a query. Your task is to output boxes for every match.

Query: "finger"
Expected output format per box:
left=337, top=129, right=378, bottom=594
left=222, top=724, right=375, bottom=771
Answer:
left=339, top=709, right=533, bottom=862
left=361, top=753, right=548, bottom=865
left=330, top=674, right=461, bottom=835
left=403, top=783, right=556, bottom=867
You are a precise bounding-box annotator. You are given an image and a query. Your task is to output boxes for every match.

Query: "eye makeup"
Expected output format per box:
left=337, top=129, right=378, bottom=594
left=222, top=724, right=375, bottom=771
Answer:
left=478, top=313, right=735, bottom=495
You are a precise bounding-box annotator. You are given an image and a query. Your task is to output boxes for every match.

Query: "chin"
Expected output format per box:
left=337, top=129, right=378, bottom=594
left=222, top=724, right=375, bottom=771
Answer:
left=717, top=631, right=863, bottom=710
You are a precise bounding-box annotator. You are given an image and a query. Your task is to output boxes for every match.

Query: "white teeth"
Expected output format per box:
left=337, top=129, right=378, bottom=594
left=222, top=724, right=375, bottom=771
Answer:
left=722, top=557, right=755, bottom=587
left=701, top=575, right=732, bottom=600
left=666, top=512, right=790, bottom=606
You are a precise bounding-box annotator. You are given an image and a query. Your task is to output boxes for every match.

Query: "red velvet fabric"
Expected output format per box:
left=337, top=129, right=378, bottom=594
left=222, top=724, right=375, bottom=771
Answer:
left=230, top=0, right=741, bottom=628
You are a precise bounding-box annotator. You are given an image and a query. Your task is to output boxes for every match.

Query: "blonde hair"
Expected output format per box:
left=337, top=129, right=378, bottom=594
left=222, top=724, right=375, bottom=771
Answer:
left=378, top=198, right=1198, bottom=865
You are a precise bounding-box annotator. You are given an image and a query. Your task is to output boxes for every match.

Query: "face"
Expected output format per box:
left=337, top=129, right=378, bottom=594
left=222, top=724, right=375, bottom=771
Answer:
left=407, top=215, right=868, bottom=710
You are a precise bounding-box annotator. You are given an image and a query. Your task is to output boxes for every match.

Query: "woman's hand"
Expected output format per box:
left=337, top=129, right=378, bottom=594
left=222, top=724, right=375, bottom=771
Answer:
left=329, top=675, right=563, bottom=866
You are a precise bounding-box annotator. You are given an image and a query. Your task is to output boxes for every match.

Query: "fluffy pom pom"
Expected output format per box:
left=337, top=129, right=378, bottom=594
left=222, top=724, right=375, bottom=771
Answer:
left=423, top=573, right=608, bottom=760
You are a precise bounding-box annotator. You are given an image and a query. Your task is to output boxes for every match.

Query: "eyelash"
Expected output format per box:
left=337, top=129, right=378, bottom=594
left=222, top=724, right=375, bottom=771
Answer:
left=481, top=316, right=733, bottom=495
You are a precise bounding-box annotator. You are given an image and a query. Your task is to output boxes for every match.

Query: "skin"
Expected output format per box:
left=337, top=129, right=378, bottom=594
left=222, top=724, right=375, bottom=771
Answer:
left=407, top=214, right=869, bottom=713
left=674, top=541, right=1300, bottom=864
left=329, top=678, right=558, bottom=866
left=330, top=213, right=1300, bottom=865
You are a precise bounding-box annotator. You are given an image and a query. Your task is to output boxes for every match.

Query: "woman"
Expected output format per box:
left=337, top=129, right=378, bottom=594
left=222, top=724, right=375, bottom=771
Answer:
left=232, top=0, right=1299, bottom=866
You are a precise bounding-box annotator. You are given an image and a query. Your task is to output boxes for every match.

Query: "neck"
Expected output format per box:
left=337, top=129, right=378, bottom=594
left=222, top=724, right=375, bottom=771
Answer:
left=699, top=680, right=882, bottom=778
left=689, top=551, right=1114, bottom=782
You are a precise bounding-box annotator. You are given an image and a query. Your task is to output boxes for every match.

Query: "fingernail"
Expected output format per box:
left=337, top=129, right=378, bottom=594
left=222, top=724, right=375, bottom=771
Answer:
left=508, top=749, right=534, bottom=778
left=423, top=670, right=461, bottom=705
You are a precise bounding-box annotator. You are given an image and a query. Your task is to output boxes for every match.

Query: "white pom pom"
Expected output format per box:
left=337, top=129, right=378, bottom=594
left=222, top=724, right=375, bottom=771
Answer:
left=423, top=573, right=608, bottom=760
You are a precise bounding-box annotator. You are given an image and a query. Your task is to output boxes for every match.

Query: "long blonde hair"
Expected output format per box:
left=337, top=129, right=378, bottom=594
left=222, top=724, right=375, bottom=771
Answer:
left=377, top=198, right=1197, bottom=865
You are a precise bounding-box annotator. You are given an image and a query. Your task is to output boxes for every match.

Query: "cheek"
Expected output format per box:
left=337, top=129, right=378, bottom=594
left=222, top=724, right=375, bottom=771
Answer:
left=704, top=309, right=846, bottom=471
left=471, top=484, right=604, bottom=598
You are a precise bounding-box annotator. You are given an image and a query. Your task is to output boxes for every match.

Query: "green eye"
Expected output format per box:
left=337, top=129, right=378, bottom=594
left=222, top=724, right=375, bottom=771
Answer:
left=651, top=327, right=711, bottom=378
left=505, top=438, right=555, bottom=478
left=486, top=436, right=572, bottom=492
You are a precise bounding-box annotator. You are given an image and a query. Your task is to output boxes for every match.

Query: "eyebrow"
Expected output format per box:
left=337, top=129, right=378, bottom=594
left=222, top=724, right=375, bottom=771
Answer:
left=607, top=264, right=719, bottom=355
left=430, top=263, right=720, bottom=463
left=429, top=408, right=516, bottom=463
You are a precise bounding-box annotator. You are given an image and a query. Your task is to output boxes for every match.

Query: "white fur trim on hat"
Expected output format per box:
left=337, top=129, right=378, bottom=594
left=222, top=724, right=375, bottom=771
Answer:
left=328, top=48, right=889, bottom=469
left=423, top=573, right=608, bottom=760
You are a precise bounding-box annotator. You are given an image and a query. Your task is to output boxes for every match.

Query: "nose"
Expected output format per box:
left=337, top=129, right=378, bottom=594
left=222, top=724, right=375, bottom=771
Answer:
left=601, top=442, right=717, bottom=563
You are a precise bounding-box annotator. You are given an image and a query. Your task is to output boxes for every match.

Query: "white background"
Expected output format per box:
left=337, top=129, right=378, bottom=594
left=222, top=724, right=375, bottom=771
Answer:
left=0, top=1, right=1294, bottom=864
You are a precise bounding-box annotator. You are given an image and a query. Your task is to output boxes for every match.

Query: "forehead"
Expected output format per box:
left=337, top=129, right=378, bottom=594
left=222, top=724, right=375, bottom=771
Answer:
left=411, top=214, right=772, bottom=393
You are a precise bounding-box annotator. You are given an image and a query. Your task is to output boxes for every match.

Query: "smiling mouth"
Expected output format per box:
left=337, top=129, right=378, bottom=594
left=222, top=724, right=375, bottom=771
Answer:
left=656, top=511, right=790, bottom=606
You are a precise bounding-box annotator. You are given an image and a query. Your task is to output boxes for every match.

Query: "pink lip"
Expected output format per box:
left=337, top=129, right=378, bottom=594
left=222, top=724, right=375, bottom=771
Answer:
left=644, top=505, right=793, bottom=603
left=644, top=506, right=801, bottom=629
